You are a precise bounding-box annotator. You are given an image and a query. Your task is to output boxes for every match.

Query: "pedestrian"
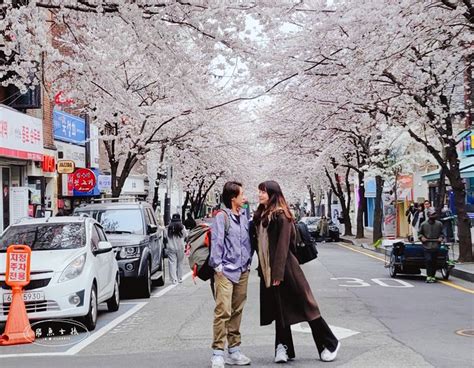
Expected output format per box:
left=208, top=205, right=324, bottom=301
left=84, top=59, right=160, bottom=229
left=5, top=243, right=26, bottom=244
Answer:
left=408, top=203, right=420, bottom=241
left=208, top=181, right=252, bottom=368
left=418, top=208, right=444, bottom=283
left=166, top=214, right=187, bottom=284
left=183, top=212, right=197, bottom=230
left=251, top=180, right=340, bottom=363
left=418, top=200, right=431, bottom=226
left=318, top=215, right=329, bottom=239
left=440, top=204, right=454, bottom=243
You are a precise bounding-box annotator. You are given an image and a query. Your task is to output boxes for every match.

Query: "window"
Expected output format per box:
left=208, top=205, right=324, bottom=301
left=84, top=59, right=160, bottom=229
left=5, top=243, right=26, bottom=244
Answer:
left=0, top=223, right=85, bottom=251
left=146, top=208, right=157, bottom=226
left=95, top=225, right=107, bottom=241
left=77, top=209, right=144, bottom=235
left=90, top=226, right=100, bottom=252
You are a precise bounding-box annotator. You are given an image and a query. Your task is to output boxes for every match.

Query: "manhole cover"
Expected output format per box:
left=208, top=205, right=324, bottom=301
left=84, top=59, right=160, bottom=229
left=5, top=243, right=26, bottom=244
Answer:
left=455, top=329, right=474, bottom=337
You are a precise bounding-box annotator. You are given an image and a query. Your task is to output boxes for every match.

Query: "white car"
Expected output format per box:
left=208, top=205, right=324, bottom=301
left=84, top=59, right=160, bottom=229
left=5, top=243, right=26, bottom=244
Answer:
left=0, top=216, right=120, bottom=330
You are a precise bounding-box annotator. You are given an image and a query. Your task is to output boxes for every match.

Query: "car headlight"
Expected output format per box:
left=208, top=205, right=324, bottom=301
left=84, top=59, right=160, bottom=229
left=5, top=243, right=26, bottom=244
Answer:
left=59, top=254, right=86, bottom=283
left=119, top=246, right=140, bottom=259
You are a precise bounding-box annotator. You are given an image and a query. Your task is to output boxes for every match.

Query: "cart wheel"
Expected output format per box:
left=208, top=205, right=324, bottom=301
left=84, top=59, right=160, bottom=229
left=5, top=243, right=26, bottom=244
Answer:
left=441, top=265, right=450, bottom=280
left=389, top=254, right=398, bottom=278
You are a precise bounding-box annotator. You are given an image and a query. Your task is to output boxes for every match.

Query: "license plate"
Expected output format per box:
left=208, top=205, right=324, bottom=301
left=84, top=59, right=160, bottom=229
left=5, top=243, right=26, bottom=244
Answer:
left=3, top=291, right=45, bottom=303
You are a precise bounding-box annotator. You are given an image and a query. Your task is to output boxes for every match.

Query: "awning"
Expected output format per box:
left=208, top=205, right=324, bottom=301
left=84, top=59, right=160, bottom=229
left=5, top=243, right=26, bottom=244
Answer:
left=422, top=156, right=474, bottom=181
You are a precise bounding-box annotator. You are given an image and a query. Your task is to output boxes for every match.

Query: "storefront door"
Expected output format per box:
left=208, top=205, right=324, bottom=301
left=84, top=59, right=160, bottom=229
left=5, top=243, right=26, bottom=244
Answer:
left=0, top=167, right=11, bottom=233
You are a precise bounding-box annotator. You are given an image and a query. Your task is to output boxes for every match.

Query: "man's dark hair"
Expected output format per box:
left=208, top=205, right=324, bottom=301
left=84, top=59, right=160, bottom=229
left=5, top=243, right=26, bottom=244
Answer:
left=222, top=181, right=242, bottom=209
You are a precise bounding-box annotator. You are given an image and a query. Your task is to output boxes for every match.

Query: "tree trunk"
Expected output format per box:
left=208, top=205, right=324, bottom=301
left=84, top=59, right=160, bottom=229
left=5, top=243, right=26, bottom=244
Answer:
left=308, top=185, right=316, bottom=216
left=445, top=149, right=473, bottom=262
left=373, top=175, right=384, bottom=243
left=435, top=167, right=447, bottom=216
left=181, top=191, right=190, bottom=220
left=343, top=168, right=353, bottom=236
left=356, top=171, right=366, bottom=239
left=327, top=190, right=332, bottom=219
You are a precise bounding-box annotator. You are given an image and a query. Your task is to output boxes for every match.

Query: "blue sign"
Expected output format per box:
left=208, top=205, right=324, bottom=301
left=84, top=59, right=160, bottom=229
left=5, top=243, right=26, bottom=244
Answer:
left=53, top=110, right=86, bottom=146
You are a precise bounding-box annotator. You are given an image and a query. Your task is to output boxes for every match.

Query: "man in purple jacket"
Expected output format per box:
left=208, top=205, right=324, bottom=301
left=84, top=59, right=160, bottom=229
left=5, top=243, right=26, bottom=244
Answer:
left=209, top=181, right=252, bottom=368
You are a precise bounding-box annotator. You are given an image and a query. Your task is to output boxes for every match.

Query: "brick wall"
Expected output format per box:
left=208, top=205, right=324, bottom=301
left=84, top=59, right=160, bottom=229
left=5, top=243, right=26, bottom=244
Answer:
left=42, top=87, right=55, bottom=149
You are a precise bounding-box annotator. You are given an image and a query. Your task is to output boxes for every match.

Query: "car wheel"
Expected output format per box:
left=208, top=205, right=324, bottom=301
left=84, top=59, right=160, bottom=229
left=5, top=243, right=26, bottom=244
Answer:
left=138, top=260, right=152, bottom=298
left=106, top=276, right=120, bottom=312
left=83, top=284, right=98, bottom=331
left=441, top=265, right=450, bottom=280
left=153, top=257, right=165, bottom=287
left=389, top=254, right=398, bottom=278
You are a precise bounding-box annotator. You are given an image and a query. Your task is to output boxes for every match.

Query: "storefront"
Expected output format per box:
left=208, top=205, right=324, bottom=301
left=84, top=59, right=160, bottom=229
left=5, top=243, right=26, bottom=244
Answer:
left=0, top=105, right=43, bottom=232
left=54, top=109, right=103, bottom=213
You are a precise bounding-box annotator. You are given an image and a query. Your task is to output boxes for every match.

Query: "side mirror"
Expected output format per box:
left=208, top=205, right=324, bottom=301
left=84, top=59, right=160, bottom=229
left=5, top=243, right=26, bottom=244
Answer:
left=94, top=241, right=113, bottom=255
left=147, top=224, right=158, bottom=234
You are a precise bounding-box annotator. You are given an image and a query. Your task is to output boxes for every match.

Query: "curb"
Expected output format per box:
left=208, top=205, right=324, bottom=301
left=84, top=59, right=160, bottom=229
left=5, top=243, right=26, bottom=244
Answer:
left=340, top=237, right=473, bottom=283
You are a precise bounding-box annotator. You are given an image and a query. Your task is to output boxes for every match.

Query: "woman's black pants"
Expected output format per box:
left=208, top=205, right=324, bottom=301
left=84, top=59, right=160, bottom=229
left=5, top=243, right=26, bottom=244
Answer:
left=275, top=317, right=338, bottom=358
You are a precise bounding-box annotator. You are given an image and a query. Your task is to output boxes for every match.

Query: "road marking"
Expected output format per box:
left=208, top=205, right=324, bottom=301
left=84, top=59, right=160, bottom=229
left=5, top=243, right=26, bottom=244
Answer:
left=438, top=280, right=474, bottom=294
left=337, top=243, right=385, bottom=262
left=291, top=323, right=360, bottom=339
left=151, top=271, right=192, bottom=298
left=0, top=273, right=192, bottom=358
left=336, top=243, right=474, bottom=295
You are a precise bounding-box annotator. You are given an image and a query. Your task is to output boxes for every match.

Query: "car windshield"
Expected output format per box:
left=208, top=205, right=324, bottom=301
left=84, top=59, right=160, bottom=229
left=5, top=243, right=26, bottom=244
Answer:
left=77, top=209, right=143, bottom=235
left=0, top=223, right=85, bottom=252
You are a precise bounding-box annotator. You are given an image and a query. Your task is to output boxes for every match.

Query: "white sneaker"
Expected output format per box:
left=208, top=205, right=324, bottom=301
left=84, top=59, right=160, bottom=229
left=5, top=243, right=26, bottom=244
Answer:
left=211, top=354, right=225, bottom=368
left=225, top=350, right=251, bottom=365
left=275, top=344, right=288, bottom=363
left=320, top=342, right=340, bottom=362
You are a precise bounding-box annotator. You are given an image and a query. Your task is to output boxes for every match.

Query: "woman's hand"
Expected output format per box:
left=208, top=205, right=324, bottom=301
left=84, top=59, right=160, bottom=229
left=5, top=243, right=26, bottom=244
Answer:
left=272, top=280, right=281, bottom=286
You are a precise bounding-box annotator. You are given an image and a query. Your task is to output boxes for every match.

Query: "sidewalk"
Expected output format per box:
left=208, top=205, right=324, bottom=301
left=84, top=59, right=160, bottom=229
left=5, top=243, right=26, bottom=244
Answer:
left=341, top=228, right=474, bottom=283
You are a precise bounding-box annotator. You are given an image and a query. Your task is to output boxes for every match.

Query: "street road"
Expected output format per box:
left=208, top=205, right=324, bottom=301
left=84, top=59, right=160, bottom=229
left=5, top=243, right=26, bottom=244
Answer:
left=1, top=243, right=473, bottom=367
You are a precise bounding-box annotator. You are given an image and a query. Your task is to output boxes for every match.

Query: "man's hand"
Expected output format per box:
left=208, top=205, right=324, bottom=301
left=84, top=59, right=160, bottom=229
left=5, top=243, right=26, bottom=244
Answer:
left=420, top=236, right=427, bottom=242
left=272, top=280, right=281, bottom=286
left=216, top=271, right=224, bottom=278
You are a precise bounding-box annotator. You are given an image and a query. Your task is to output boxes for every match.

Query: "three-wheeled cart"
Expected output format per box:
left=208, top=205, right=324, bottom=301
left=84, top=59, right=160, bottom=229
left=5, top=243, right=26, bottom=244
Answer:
left=385, top=241, right=454, bottom=280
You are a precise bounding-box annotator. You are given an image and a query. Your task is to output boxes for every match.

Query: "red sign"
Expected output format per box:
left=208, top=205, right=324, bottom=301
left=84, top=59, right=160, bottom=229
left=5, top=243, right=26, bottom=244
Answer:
left=42, top=155, right=56, bottom=173
left=54, top=91, right=75, bottom=106
left=72, top=168, right=96, bottom=192
left=6, top=245, right=31, bottom=287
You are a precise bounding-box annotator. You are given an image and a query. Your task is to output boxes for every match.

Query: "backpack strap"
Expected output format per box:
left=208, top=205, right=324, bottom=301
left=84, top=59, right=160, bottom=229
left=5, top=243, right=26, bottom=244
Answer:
left=216, top=209, right=230, bottom=235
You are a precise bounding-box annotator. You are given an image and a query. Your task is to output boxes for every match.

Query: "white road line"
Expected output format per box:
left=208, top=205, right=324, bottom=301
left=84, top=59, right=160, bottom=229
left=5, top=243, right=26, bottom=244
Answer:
left=65, top=302, right=147, bottom=355
left=0, top=274, right=191, bottom=358
left=151, top=271, right=192, bottom=298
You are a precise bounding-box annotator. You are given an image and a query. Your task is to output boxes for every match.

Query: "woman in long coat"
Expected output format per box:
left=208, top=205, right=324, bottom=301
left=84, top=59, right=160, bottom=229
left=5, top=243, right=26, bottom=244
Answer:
left=251, top=180, right=340, bottom=363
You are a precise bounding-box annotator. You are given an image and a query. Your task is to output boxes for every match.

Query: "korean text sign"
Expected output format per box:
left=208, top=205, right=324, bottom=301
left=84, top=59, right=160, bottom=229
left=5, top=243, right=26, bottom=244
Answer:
left=6, top=245, right=31, bottom=288
left=53, top=110, right=86, bottom=146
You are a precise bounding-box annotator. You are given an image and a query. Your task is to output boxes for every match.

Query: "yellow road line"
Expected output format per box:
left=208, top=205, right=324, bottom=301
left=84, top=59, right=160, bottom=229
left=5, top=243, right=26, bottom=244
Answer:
left=438, top=280, right=474, bottom=294
left=337, top=242, right=386, bottom=262
left=336, top=242, right=474, bottom=295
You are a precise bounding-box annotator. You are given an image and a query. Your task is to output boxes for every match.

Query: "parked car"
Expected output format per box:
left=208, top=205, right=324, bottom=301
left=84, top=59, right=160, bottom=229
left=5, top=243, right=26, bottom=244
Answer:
left=0, top=217, right=120, bottom=330
left=300, top=216, right=341, bottom=242
left=74, top=200, right=165, bottom=298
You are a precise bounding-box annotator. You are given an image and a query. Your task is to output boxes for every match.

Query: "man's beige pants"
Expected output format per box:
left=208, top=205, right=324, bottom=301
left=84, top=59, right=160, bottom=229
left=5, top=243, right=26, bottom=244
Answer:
left=212, top=271, right=249, bottom=350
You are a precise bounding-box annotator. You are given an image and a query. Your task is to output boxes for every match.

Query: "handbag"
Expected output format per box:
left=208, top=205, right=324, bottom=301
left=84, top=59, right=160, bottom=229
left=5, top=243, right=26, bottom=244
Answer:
left=295, top=241, right=318, bottom=264
left=294, top=222, right=318, bottom=264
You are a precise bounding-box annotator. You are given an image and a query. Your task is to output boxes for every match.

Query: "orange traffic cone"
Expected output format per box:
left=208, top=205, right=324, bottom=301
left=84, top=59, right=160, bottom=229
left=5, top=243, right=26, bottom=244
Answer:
left=0, top=287, right=35, bottom=345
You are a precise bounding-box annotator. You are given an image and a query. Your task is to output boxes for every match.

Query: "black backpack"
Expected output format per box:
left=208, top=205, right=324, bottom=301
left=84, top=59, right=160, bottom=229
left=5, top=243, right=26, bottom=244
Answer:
left=294, top=221, right=318, bottom=264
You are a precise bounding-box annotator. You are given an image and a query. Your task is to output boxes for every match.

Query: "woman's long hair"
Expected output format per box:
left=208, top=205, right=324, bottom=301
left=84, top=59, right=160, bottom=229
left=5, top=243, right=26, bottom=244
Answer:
left=253, top=180, right=294, bottom=227
left=168, top=220, right=184, bottom=238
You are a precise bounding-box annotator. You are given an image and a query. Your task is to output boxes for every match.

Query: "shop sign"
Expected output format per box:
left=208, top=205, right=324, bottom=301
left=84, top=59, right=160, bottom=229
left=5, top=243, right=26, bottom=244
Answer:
left=55, top=141, right=86, bottom=167
left=57, top=160, right=75, bottom=174
left=53, top=110, right=86, bottom=146
left=42, top=155, right=56, bottom=173
left=98, top=175, right=112, bottom=193
left=396, top=174, right=413, bottom=201
left=0, top=106, right=43, bottom=161
left=72, top=168, right=96, bottom=192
